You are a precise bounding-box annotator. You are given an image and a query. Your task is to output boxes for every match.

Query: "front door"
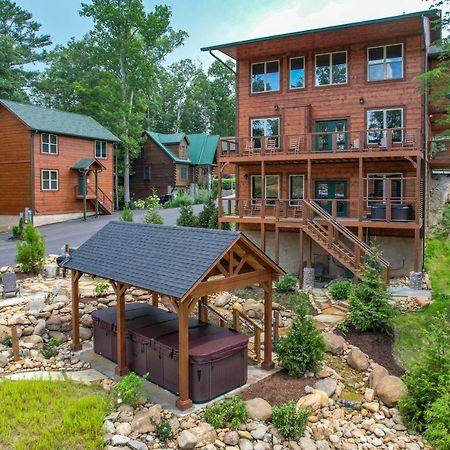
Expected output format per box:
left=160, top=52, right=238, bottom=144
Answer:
left=77, top=175, right=85, bottom=196
left=315, top=180, right=348, bottom=217
left=315, top=119, right=348, bottom=152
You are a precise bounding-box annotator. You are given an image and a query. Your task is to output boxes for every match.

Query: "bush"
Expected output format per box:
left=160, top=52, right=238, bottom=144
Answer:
left=272, top=401, right=309, bottom=438
left=134, top=193, right=160, bottom=210
left=328, top=280, right=353, bottom=300
left=197, top=196, right=217, bottom=228
left=344, top=247, right=396, bottom=332
left=42, top=337, right=60, bottom=359
left=423, top=390, right=450, bottom=450
left=274, top=293, right=325, bottom=376
left=142, top=209, right=164, bottom=224
left=11, top=217, right=24, bottom=240
left=177, top=205, right=197, bottom=227
left=113, top=372, right=148, bottom=407
left=16, top=223, right=45, bottom=273
left=204, top=397, right=249, bottom=430
left=120, top=203, right=133, bottom=222
left=193, top=189, right=211, bottom=205
left=212, top=177, right=235, bottom=191
left=155, top=420, right=172, bottom=443
left=164, top=190, right=193, bottom=208
left=94, top=281, right=110, bottom=297
left=275, top=273, right=297, bottom=292
left=398, top=313, right=450, bottom=433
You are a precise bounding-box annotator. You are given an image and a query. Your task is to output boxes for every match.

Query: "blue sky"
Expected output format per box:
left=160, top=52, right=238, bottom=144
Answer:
left=16, top=0, right=447, bottom=68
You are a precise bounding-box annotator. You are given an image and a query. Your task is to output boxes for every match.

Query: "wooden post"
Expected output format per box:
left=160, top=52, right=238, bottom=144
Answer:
left=95, top=170, right=99, bottom=217
left=218, top=164, right=223, bottom=229
left=416, top=157, right=421, bottom=224
left=260, top=223, right=266, bottom=252
left=233, top=308, right=240, bottom=331
left=299, top=229, right=304, bottom=285
left=152, top=292, right=159, bottom=307
left=83, top=171, right=87, bottom=221
left=114, top=282, right=129, bottom=376
left=358, top=157, right=363, bottom=220
left=71, top=270, right=82, bottom=351
left=307, top=235, right=312, bottom=267
left=261, top=282, right=274, bottom=370
left=274, top=226, right=280, bottom=264
left=261, top=160, right=266, bottom=218
left=176, top=299, right=192, bottom=410
left=63, top=243, right=69, bottom=278
left=199, top=296, right=208, bottom=323
left=273, top=310, right=280, bottom=341
left=386, top=179, right=392, bottom=222
left=307, top=159, right=312, bottom=200
left=414, top=228, right=421, bottom=272
left=11, top=326, right=20, bottom=361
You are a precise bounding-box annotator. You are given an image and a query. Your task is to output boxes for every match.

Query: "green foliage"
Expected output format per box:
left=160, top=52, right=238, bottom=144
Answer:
left=2, top=334, right=12, bottom=348
left=193, top=189, right=211, bottom=205
left=11, top=217, right=24, bottom=240
left=423, top=390, right=450, bottom=450
left=274, top=293, right=325, bottom=376
left=42, top=337, right=60, bottom=359
left=0, top=380, right=111, bottom=450
left=142, top=209, right=164, bottom=224
left=121, top=202, right=134, bottom=222
left=94, top=280, right=110, bottom=297
left=272, top=401, right=310, bottom=438
left=196, top=196, right=217, bottom=228
left=212, top=177, right=236, bottom=191
left=176, top=205, right=197, bottom=227
left=113, top=371, right=148, bottom=407
left=16, top=223, right=45, bottom=273
left=134, top=193, right=160, bottom=210
left=328, top=280, right=353, bottom=301
left=344, top=248, right=396, bottom=332
left=164, top=190, right=194, bottom=208
left=398, top=314, right=450, bottom=433
left=155, top=420, right=172, bottom=443
left=275, top=273, right=298, bottom=292
left=204, top=397, right=249, bottom=430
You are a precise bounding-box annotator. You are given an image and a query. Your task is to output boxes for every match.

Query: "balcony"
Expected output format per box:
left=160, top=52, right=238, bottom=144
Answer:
left=219, top=128, right=421, bottom=161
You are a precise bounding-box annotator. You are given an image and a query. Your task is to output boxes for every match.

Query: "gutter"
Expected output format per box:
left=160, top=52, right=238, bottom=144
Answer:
left=30, top=130, right=36, bottom=224
left=208, top=50, right=236, bottom=74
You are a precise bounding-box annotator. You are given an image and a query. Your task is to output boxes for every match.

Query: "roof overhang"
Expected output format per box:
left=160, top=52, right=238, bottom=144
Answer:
left=70, top=158, right=107, bottom=172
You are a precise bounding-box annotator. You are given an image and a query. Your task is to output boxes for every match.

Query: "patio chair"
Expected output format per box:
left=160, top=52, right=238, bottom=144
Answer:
left=265, top=137, right=278, bottom=154
left=1, top=272, right=20, bottom=299
left=243, top=138, right=255, bottom=156
left=288, top=136, right=301, bottom=154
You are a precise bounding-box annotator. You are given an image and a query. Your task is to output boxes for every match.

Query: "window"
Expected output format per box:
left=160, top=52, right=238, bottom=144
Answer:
left=367, top=108, right=403, bottom=144
left=95, top=140, right=107, bottom=158
left=315, top=51, right=347, bottom=86
left=251, top=175, right=279, bottom=205
left=251, top=117, right=280, bottom=148
left=41, top=170, right=58, bottom=191
left=180, top=166, right=188, bottom=180
left=251, top=60, right=280, bottom=93
left=41, top=134, right=58, bottom=154
left=143, top=166, right=150, bottom=180
left=367, top=173, right=403, bottom=205
left=289, top=175, right=304, bottom=206
left=180, top=145, right=187, bottom=159
left=368, top=44, right=403, bottom=81
left=289, top=57, right=305, bottom=89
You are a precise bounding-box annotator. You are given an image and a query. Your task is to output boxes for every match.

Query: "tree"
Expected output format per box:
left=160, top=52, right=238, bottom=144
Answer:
left=0, top=0, right=51, bottom=101
left=16, top=223, right=46, bottom=273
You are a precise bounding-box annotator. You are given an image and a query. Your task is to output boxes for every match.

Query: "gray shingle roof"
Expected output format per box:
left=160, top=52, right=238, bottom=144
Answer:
left=63, top=222, right=240, bottom=298
left=0, top=99, right=120, bottom=142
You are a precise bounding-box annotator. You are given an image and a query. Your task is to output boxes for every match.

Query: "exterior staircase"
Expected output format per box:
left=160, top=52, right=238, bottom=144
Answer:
left=302, top=200, right=390, bottom=281
left=76, top=185, right=113, bottom=215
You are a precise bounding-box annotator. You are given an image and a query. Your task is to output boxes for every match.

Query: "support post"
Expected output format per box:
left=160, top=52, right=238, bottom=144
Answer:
left=152, top=292, right=159, bottom=307
left=299, top=229, right=304, bottom=285
left=71, top=270, right=82, bottom=351
left=83, top=171, right=87, bottom=221
left=218, top=164, right=223, bottom=229
left=11, top=326, right=20, bottom=361
left=414, top=228, right=421, bottom=272
left=261, top=282, right=274, bottom=370
left=358, top=157, right=363, bottom=220
left=307, top=235, right=312, bottom=267
left=114, top=283, right=129, bottom=376
left=176, top=299, right=193, bottom=410
left=199, top=296, right=208, bottom=323
left=261, top=160, right=266, bottom=219
left=274, top=226, right=280, bottom=264
left=95, top=170, right=99, bottom=217
left=260, top=223, right=265, bottom=252
left=307, top=159, right=312, bottom=200
left=416, top=157, right=421, bottom=224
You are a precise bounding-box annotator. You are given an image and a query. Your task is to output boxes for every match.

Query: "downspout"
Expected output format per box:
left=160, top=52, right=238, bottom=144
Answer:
left=208, top=50, right=236, bottom=75
left=29, top=131, right=36, bottom=224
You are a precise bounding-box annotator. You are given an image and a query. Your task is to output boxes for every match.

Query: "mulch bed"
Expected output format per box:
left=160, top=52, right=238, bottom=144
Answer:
left=337, top=327, right=405, bottom=377
left=239, top=369, right=319, bottom=406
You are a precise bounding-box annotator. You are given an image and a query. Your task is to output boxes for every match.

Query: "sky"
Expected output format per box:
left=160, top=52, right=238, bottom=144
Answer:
left=15, top=0, right=449, bottom=69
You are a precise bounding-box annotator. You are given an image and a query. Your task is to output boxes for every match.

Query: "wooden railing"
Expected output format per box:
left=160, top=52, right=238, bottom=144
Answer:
left=75, top=184, right=113, bottom=214
left=220, top=128, right=421, bottom=158
left=233, top=308, right=264, bottom=363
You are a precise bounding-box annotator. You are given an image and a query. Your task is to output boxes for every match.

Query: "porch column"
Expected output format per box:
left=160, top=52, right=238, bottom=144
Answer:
left=113, top=282, right=129, bottom=376
left=358, top=157, right=363, bottom=220
left=261, top=160, right=266, bottom=218
left=83, top=170, right=87, bottom=221
left=260, top=223, right=266, bottom=252
left=95, top=169, right=99, bottom=217
left=218, top=164, right=223, bottom=229
left=415, top=157, right=421, bottom=225
left=198, top=296, right=208, bottom=323
left=307, top=159, right=312, bottom=200
left=152, top=292, right=159, bottom=307
left=176, top=299, right=193, bottom=410
left=414, top=228, right=421, bottom=272
left=299, top=229, right=304, bottom=285
left=274, top=226, right=280, bottom=264
left=71, top=270, right=82, bottom=351
left=261, top=281, right=274, bottom=370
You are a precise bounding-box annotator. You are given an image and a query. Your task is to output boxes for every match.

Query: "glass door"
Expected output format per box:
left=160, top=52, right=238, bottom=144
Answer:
left=315, top=119, right=348, bottom=152
left=315, top=180, right=348, bottom=217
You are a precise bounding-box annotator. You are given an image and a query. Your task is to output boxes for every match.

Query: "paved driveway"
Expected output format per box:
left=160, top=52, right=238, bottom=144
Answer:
left=0, top=205, right=204, bottom=267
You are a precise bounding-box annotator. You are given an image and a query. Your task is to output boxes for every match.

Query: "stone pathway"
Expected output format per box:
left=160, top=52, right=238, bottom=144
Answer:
left=3, top=368, right=106, bottom=383
left=311, top=288, right=348, bottom=329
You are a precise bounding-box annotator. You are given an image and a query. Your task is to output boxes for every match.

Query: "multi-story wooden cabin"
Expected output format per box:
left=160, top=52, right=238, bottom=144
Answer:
left=202, top=10, right=450, bottom=280
left=0, top=99, right=119, bottom=227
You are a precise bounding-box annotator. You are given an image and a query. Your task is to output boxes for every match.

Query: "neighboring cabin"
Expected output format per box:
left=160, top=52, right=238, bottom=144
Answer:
left=0, top=99, right=119, bottom=227
left=130, top=131, right=219, bottom=198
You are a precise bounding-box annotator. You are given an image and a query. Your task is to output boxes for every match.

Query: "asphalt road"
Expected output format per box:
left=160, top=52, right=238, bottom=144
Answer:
left=0, top=205, right=204, bottom=267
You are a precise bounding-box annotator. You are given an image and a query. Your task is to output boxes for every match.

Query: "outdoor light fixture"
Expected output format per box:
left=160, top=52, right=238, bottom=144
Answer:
left=359, top=97, right=365, bottom=105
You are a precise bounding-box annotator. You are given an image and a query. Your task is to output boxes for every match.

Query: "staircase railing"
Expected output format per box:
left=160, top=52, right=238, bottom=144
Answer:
left=87, top=185, right=113, bottom=214
left=232, top=308, right=263, bottom=363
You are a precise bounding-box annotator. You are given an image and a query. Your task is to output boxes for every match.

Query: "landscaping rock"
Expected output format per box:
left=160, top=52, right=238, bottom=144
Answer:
left=0, top=324, right=10, bottom=340
left=9, top=313, right=29, bottom=325
left=223, top=430, right=239, bottom=445
left=375, top=375, right=407, bottom=406
left=238, top=439, right=253, bottom=450
left=370, top=364, right=389, bottom=390
left=131, top=406, right=161, bottom=433
left=22, top=335, right=43, bottom=347
left=115, top=422, right=131, bottom=436
left=364, top=388, right=375, bottom=402
left=42, top=264, right=58, bottom=279
left=188, top=423, right=217, bottom=445
left=243, top=299, right=264, bottom=319
left=111, top=435, right=130, bottom=446
left=297, top=389, right=328, bottom=411
left=250, top=425, right=267, bottom=440
left=215, top=292, right=232, bottom=307
left=313, top=378, right=337, bottom=397
left=127, top=439, right=147, bottom=450
left=0, top=354, right=8, bottom=368
left=33, top=319, right=46, bottom=336
left=46, top=315, right=62, bottom=331
left=80, top=314, right=93, bottom=327
left=79, top=327, right=92, bottom=340
left=299, top=436, right=317, bottom=450
left=323, top=332, right=346, bottom=355
left=177, top=430, right=197, bottom=449
left=362, top=402, right=379, bottom=413
left=346, top=348, right=369, bottom=371
left=245, top=397, right=272, bottom=421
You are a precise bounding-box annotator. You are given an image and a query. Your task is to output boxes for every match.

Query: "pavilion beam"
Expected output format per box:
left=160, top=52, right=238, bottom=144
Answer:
left=112, top=282, right=129, bottom=376
left=71, top=269, right=82, bottom=351
left=152, top=292, right=159, bottom=307
left=261, top=281, right=274, bottom=370
left=199, top=296, right=208, bottom=323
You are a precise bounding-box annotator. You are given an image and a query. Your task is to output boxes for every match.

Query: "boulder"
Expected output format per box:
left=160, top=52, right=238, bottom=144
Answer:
left=243, top=299, right=264, bottom=319
left=323, top=332, right=346, bottom=355
left=0, top=354, right=8, bottom=368
left=79, top=327, right=92, bottom=340
left=245, top=397, right=272, bottom=421
left=215, top=292, right=232, bottom=307
left=131, top=405, right=161, bottom=434
left=22, top=335, right=43, bottom=347
left=48, top=331, right=68, bottom=342
left=80, top=314, right=93, bottom=328
left=346, top=348, right=369, bottom=371
left=9, top=313, right=29, bottom=326
left=188, top=423, right=216, bottom=445
left=21, top=326, right=34, bottom=336
left=177, top=430, right=197, bottom=449
left=297, top=389, right=328, bottom=411
left=115, top=422, right=131, bottom=436
left=42, top=264, right=58, bottom=279
left=369, top=364, right=389, bottom=390
left=223, top=430, right=239, bottom=445
left=46, top=315, right=62, bottom=331
left=33, top=319, right=46, bottom=336
left=313, top=378, right=337, bottom=397
left=375, top=375, right=407, bottom=406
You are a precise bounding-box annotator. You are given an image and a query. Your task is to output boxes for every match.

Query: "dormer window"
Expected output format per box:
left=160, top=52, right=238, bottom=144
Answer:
left=251, top=61, right=280, bottom=93
left=41, top=133, right=58, bottom=154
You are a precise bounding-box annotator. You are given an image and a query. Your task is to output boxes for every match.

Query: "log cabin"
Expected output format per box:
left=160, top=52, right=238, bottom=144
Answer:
left=201, top=9, right=450, bottom=280
left=0, top=99, right=119, bottom=227
left=130, top=131, right=219, bottom=198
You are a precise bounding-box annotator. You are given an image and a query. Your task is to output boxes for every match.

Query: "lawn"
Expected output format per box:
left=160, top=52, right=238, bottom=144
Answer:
left=0, top=380, right=111, bottom=450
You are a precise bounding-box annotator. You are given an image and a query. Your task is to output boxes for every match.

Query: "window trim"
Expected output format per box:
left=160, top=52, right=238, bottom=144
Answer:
left=289, top=174, right=305, bottom=206
left=367, top=43, right=404, bottom=82
left=95, top=140, right=108, bottom=159
left=180, top=166, right=188, bottom=181
left=250, top=174, right=280, bottom=205
left=41, top=169, right=59, bottom=191
left=366, top=172, right=403, bottom=207
left=41, top=133, right=58, bottom=155
left=250, top=59, right=280, bottom=94
left=366, top=108, right=404, bottom=144
left=314, top=50, right=348, bottom=86
left=250, top=116, right=281, bottom=149
left=289, top=56, right=306, bottom=90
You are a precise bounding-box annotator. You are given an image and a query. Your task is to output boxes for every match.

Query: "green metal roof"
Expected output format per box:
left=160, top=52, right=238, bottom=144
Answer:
left=146, top=131, right=191, bottom=163
left=186, top=133, right=219, bottom=165
left=201, top=9, right=441, bottom=54
left=0, top=99, right=120, bottom=142
left=70, top=158, right=106, bottom=171
left=158, top=133, right=187, bottom=145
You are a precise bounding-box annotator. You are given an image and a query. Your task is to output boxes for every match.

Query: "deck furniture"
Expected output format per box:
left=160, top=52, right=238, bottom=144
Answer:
left=1, top=272, right=20, bottom=299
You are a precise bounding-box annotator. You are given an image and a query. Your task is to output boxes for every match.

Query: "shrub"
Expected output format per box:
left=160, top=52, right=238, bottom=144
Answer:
left=120, top=203, right=133, bottom=222
left=274, top=293, right=325, bottom=376
left=134, top=193, right=160, bottom=210
left=204, top=397, right=249, bottom=430
left=177, top=205, right=197, bottom=227
left=113, top=372, right=148, bottom=407
left=275, top=273, right=298, bottom=292
left=272, top=401, right=309, bottom=438
left=344, top=247, right=396, bottom=332
left=207, top=208, right=231, bottom=230
left=42, top=337, right=60, bottom=359
left=197, top=196, right=217, bottom=228
left=164, top=190, right=193, bottom=208
left=11, top=217, right=24, bottom=240
left=398, top=313, right=450, bottom=433
left=94, top=281, right=110, bottom=297
left=423, top=390, right=450, bottom=450
left=193, top=189, right=211, bottom=205
left=328, top=280, right=353, bottom=300
left=16, top=223, right=45, bottom=273
left=212, top=177, right=235, bottom=191
left=142, top=209, right=164, bottom=224
left=2, top=335, right=12, bottom=348
left=155, top=420, right=172, bottom=443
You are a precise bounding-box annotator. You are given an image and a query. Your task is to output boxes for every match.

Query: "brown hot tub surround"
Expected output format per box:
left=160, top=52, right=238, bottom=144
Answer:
left=92, top=304, right=249, bottom=403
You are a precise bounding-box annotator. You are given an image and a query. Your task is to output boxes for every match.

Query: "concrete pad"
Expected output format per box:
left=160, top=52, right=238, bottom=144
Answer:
left=389, top=287, right=432, bottom=298
left=3, top=368, right=106, bottom=383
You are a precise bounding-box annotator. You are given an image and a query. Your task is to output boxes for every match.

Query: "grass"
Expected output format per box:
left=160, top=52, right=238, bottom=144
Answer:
left=0, top=380, right=112, bottom=450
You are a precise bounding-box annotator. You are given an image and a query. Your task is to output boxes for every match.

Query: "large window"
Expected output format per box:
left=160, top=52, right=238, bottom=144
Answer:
left=251, top=117, right=280, bottom=148
left=289, top=175, right=304, bottom=206
left=41, top=133, right=58, bottom=154
left=315, top=51, right=347, bottom=86
left=368, top=44, right=403, bottom=81
left=251, top=61, right=280, bottom=93
left=95, top=140, right=107, bottom=158
left=367, top=173, right=403, bottom=205
left=41, top=170, right=58, bottom=191
left=251, top=175, right=279, bottom=205
left=289, top=57, right=305, bottom=89
left=367, top=108, right=403, bottom=144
